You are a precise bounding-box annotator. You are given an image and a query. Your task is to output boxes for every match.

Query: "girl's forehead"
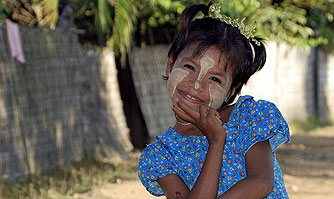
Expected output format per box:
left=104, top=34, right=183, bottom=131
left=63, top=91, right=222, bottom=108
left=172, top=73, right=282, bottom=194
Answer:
left=177, top=45, right=228, bottom=70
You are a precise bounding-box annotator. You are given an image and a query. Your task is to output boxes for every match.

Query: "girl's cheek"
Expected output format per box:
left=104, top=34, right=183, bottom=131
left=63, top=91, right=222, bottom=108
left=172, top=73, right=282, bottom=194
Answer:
left=167, top=68, right=189, bottom=98
left=208, top=76, right=232, bottom=109
left=208, top=84, right=227, bottom=110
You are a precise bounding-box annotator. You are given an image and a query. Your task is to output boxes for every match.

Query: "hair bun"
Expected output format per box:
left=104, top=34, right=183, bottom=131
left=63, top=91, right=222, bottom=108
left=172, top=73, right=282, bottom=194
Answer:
left=179, top=3, right=211, bottom=30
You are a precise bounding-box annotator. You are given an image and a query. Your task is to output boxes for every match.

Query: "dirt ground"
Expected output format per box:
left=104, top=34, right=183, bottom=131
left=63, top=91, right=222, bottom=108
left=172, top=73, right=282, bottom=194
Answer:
left=278, top=126, right=334, bottom=199
left=76, top=126, right=334, bottom=199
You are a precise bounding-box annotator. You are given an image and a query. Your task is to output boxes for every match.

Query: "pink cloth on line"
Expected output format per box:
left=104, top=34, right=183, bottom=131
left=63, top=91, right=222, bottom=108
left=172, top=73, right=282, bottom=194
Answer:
left=5, top=19, right=26, bottom=64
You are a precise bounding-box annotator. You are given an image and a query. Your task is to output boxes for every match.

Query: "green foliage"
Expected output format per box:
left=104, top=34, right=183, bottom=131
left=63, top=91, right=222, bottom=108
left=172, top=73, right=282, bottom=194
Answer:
left=108, top=0, right=137, bottom=56
left=292, top=0, right=334, bottom=52
left=75, top=0, right=136, bottom=57
left=0, top=1, right=11, bottom=21
left=75, top=0, right=113, bottom=35
left=75, top=0, right=99, bottom=33
left=2, top=0, right=59, bottom=29
left=131, top=0, right=334, bottom=52
left=135, top=0, right=185, bottom=27
left=217, top=0, right=330, bottom=52
left=3, top=0, right=334, bottom=54
left=95, top=0, right=113, bottom=35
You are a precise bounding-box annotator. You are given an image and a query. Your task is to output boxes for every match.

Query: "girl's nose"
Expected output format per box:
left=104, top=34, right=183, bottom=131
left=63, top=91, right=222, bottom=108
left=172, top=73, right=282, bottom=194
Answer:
left=194, top=80, right=202, bottom=89
left=185, top=78, right=206, bottom=91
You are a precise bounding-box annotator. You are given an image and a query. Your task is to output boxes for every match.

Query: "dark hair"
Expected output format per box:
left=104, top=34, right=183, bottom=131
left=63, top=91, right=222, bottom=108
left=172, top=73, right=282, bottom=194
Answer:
left=167, top=3, right=266, bottom=110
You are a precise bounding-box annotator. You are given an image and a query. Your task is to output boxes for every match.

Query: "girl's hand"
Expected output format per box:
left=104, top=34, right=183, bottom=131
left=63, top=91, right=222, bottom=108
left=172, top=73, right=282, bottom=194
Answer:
left=173, top=99, right=226, bottom=145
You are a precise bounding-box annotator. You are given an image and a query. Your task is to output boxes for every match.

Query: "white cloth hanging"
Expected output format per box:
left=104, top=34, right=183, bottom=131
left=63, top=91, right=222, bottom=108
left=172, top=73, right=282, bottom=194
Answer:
left=5, top=19, right=26, bottom=64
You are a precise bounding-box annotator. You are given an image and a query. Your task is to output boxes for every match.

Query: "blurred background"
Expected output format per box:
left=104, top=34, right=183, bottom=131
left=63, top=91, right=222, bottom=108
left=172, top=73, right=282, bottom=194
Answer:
left=0, top=0, right=333, bottom=198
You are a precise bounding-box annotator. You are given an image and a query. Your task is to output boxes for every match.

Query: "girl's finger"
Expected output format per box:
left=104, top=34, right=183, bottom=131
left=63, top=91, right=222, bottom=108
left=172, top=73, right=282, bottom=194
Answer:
left=207, top=107, right=216, bottom=118
left=199, top=104, right=209, bottom=121
left=216, top=117, right=223, bottom=124
left=177, top=99, right=200, bottom=121
left=173, top=106, right=197, bottom=124
left=213, top=110, right=221, bottom=119
left=207, top=108, right=223, bottom=124
left=213, top=110, right=223, bottom=123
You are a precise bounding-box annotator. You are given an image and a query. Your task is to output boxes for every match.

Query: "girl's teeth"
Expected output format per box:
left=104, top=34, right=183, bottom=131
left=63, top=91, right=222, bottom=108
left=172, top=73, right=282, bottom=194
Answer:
left=186, top=94, right=198, bottom=101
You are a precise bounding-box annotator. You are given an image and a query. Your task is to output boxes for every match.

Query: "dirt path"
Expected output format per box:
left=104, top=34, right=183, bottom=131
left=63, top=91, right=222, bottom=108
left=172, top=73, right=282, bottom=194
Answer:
left=278, top=126, right=334, bottom=199
left=76, top=126, right=334, bottom=199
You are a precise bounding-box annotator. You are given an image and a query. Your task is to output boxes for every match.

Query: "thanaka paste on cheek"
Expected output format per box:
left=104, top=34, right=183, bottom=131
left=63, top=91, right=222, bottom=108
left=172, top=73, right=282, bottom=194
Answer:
left=208, top=77, right=232, bottom=109
left=167, top=68, right=191, bottom=125
left=195, top=56, right=215, bottom=89
left=167, top=68, right=189, bottom=98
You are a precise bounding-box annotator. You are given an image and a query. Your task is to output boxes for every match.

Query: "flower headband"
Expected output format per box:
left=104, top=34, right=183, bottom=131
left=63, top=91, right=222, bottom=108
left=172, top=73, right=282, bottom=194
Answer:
left=207, top=0, right=261, bottom=46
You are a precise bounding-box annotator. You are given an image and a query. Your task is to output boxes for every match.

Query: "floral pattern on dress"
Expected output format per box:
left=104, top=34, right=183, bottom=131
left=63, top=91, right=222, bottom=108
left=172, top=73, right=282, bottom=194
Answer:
left=138, top=95, right=290, bottom=198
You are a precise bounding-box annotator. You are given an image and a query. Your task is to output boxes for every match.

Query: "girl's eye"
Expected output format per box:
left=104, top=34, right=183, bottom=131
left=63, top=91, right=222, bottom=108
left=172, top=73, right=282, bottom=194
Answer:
left=209, top=77, right=222, bottom=83
left=184, top=64, right=195, bottom=71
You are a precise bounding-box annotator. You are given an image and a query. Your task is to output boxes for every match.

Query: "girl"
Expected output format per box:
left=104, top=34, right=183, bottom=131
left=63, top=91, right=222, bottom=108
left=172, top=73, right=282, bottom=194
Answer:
left=139, top=2, right=290, bottom=199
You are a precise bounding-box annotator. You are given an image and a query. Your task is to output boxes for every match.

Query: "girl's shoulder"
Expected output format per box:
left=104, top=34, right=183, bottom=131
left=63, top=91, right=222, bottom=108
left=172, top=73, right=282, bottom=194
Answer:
left=139, top=129, right=170, bottom=159
left=227, top=95, right=290, bottom=154
left=234, top=95, right=280, bottom=112
left=231, top=95, right=286, bottom=121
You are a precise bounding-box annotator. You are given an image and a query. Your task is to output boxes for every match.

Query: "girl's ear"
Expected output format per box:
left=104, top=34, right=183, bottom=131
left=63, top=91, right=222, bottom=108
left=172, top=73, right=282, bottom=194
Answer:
left=166, top=56, right=174, bottom=77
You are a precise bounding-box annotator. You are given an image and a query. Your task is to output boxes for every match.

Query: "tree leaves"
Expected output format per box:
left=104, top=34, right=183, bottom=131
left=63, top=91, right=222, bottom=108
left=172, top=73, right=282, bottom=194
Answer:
left=5, top=0, right=59, bottom=29
left=2, top=0, right=334, bottom=53
left=95, top=0, right=113, bottom=35
left=108, top=0, right=136, bottom=57
left=219, top=0, right=332, bottom=52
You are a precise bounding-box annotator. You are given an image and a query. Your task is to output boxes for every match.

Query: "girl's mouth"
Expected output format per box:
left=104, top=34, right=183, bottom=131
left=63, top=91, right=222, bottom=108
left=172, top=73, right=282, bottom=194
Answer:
left=178, top=90, right=204, bottom=104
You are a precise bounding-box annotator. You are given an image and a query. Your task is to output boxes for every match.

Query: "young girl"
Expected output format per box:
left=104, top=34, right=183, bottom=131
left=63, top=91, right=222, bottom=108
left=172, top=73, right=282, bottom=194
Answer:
left=139, top=2, right=290, bottom=199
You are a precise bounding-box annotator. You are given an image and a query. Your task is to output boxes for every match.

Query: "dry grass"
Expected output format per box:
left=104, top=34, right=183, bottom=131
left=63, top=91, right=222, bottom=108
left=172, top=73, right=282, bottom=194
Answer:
left=289, top=117, right=333, bottom=134
left=0, top=153, right=139, bottom=199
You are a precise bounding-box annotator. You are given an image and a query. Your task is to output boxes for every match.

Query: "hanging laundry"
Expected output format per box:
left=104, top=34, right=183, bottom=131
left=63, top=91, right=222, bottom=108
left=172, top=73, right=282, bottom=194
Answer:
left=5, top=19, right=26, bottom=64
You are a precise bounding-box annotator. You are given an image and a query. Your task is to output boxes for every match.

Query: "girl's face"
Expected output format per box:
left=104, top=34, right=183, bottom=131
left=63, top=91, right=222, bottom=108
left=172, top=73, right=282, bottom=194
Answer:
left=167, top=45, right=233, bottom=112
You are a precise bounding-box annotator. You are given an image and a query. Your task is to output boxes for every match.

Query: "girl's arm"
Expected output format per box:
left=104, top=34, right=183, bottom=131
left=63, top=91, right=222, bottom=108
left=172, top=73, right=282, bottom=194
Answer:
left=158, top=139, right=225, bottom=199
left=158, top=100, right=226, bottom=199
left=218, top=140, right=275, bottom=199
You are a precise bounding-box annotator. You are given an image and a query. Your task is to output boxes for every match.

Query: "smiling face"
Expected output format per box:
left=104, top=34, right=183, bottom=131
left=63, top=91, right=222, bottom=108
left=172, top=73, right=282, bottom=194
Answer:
left=166, top=45, right=233, bottom=112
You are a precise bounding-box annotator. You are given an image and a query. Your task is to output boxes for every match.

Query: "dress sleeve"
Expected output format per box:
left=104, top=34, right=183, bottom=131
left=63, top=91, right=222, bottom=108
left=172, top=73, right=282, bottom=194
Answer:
left=138, top=141, right=178, bottom=196
left=240, top=100, right=290, bottom=155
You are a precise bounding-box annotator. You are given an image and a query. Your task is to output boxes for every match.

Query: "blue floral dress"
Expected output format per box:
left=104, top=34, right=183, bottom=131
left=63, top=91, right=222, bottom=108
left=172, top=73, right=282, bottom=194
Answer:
left=138, top=95, right=290, bottom=198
